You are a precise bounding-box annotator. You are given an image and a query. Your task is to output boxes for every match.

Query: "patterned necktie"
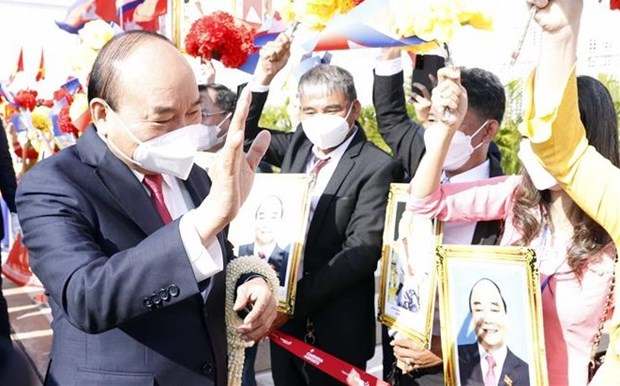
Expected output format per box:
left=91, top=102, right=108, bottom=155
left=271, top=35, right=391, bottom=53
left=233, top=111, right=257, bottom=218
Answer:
left=143, top=174, right=173, bottom=225
left=311, top=156, right=330, bottom=179
left=484, top=354, right=497, bottom=386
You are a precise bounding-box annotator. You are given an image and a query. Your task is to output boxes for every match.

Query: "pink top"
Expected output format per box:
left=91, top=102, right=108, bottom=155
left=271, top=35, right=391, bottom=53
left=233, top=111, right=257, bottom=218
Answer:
left=408, top=175, right=615, bottom=386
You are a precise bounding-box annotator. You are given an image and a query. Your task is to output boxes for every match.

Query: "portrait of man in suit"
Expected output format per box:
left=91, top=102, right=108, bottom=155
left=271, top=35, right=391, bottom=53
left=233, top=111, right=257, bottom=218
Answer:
left=238, top=195, right=290, bottom=287
left=458, top=278, right=530, bottom=386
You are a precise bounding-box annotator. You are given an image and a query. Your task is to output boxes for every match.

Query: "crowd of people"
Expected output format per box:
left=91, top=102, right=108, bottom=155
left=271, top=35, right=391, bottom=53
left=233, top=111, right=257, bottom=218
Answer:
left=0, top=0, right=618, bottom=385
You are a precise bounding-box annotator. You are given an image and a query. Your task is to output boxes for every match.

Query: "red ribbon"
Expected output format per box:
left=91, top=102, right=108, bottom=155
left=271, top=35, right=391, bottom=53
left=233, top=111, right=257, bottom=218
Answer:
left=269, top=330, right=389, bottom=386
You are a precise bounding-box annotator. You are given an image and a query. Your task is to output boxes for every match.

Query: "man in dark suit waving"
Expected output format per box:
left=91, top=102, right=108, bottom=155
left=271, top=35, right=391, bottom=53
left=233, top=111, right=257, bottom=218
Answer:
left=458, top=278, right=530, bottom=386
left=243, top=35, right=403, bottom=385
left=16, top=31, right=277, bottom=385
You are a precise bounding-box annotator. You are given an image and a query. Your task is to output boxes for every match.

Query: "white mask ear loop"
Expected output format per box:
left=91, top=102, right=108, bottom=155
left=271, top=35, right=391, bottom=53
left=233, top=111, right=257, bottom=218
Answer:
left=103, top=103, right=144, bottom=145
left=216, top=112, right=232, bottom=131
left=469, top=119, right=490, bottom=152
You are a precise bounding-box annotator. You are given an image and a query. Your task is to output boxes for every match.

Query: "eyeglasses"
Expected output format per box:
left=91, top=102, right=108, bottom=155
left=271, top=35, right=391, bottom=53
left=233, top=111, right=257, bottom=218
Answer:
left=201, top=110, right=227, bottom=119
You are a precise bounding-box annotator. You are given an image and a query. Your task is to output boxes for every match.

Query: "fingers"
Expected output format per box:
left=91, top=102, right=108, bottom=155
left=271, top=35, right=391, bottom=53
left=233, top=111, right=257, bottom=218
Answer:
left=261, top=33, right=291, bottom=62
left=219, top=88, right=251, bottom=174
left=528, top=0, right=548, bottom=8
left=412, top=82, right=431, bottom=101
left=436, top=66, right=461, bottom=84
left=245, top=130, right=271, bottom=171
left=235, top=279, right=278, bottom=341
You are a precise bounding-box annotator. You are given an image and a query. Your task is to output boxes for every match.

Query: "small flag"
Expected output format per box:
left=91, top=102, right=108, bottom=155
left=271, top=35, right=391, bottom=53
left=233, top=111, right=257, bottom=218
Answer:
left=36, top=50, right=45, bottom=81
left=9, top=48, right=24, bottom=82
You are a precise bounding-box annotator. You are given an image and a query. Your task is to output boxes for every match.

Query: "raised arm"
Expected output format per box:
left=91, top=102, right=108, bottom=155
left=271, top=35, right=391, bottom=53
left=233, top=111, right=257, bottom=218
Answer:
left=242, top=33, right=297, bottom=167
left=373, top=48, right=426, bottom=176
left=523, top=1, right=620, bottom=383
left=408, top=67, right=467, bottom=199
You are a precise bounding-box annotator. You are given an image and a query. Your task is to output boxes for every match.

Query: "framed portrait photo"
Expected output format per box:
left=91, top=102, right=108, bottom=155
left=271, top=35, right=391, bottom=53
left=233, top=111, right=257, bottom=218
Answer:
left=378, top=183, right=442, bottom=349
left=228, top=173, right=313, bottom=314
left=436, top=245, right=547, bottom=386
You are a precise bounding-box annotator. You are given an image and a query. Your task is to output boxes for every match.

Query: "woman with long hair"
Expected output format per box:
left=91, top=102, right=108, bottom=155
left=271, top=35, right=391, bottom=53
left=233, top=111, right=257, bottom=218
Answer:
left=520, top=0, right=620, bottom=383
left=403, top=71, right=618, bottom=385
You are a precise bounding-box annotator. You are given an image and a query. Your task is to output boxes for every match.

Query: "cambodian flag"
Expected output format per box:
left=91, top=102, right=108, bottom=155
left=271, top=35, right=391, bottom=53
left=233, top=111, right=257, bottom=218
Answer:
left=60, top=77, right=82, bottom=95
left=301, top=0, right=427, bottom=52
left=56, top=0, right=117, bottom=34
left=0, top=84, right=16, bottom=107
left=239, top=12, right=290, bottom=74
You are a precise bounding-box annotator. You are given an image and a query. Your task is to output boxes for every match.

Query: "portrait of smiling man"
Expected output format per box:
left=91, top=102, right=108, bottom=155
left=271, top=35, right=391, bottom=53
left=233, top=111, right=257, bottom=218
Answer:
left=458, top=278, right=530, bottom=386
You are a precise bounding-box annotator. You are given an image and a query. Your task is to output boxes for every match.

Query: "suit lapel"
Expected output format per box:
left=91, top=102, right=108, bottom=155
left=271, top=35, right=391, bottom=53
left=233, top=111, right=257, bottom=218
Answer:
left=306, top=129, right=365, bottom=241
left=182, top=165, right=211, bottom=207
left=77, top=126, right=163, bottom=235
left=287, top=139, right=313, bottom=173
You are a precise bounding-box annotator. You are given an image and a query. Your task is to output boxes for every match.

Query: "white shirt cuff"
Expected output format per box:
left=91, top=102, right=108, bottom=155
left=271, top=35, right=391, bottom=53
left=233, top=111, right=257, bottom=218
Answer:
left=248, top=81, right=270, bottom=93
left=375, top=57, right=403, bottom=77
left=179, top=209, right=224, bottom=282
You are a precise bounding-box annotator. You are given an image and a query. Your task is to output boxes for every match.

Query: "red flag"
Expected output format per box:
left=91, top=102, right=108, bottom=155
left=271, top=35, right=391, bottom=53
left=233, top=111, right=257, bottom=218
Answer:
left=10, top=48, right=24, bottom=82
left=36, top=49, right=45, bottom=81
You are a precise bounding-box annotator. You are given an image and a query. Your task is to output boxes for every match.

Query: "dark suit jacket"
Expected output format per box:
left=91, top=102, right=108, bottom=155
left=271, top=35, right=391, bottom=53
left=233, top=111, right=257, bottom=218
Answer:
left=373, top=70, right=503, bottom=246
left=246, top=91, right=404, bottom=364
left=238, top=243, right=289, bottom=286
left=16, top=127, right=231, bottom=386
left=458, top=343, right=530, bottom=386
left=0, top=121, right=17, bottom=237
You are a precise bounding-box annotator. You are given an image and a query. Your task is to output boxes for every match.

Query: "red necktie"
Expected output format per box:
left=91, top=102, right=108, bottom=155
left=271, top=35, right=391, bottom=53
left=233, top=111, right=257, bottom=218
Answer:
left=484, top=354, right=497, bottom=386
left=143, top=174, right=173, bottom=225
left=311, top=157, right=330, bottom=178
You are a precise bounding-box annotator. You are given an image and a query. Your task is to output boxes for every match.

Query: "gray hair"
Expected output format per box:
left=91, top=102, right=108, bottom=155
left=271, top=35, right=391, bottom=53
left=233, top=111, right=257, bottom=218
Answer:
left=298, top=64, right=357, bottom=103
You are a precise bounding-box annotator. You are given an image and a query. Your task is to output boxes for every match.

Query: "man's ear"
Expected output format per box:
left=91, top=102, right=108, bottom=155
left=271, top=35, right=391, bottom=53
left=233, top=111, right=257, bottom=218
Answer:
left=483, top=120, right=500, bottom=143
left=351, top=99, right=362, bottom=122
left=90, top=98, right=108, bottom=135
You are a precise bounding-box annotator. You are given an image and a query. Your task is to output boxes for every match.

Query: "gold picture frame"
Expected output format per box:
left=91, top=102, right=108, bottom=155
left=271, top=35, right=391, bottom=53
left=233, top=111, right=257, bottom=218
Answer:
left=228, top=173, right=313, bottom=314
left=436, top=245, right=547, bottom=386
left=378, top=183, right=443, bottom=349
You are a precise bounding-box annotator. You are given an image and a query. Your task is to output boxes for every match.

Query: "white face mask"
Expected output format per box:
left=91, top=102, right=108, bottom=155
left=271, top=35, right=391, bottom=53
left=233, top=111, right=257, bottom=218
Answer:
left=104, top=107, right=200, bottom=180
left=301, top=103, right=354, bottom=150
left=442, top=120, right=489, bottom=171
left=518, top=139, right=558, bottom=191
left=198, top=113, right=231, bottom=152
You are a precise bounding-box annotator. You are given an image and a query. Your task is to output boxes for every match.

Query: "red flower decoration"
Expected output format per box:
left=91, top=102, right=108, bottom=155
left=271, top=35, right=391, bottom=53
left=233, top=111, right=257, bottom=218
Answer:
left=58, top=105, right=79, bottom=136
left=37, top=99, right=54, bottom=108
left=185, top=11, right=256, bottom=69
left=353, top=0, right=365, bottom=5
left=612, top=0, right=620, bottom=10
left=53, top=89, right=73, bottom=105
left=14, top=90, right=38, bottom=111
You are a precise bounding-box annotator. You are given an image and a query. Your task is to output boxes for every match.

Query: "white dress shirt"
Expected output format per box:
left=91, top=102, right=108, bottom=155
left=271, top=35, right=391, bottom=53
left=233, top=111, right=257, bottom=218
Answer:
left=132, top=170, right=224, bottom=284
left=297, top=128, right=358, bottom=279
left=478, top=343, right=508, bottom=386
left=304, top=128, right=358, bottom=223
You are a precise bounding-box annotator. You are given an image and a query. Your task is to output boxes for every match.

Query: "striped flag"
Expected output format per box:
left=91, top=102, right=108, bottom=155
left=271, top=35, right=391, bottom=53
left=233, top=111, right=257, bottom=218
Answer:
left=0, top=84, right=16, bottom=107
left=239, top=12, right=290, bottom=74
left=56, top=0, right=117, bottom=34
left=301, top=0, right=427, bottom=52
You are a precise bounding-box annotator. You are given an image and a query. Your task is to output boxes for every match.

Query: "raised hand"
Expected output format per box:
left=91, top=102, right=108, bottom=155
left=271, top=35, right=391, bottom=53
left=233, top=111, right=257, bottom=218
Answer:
left=253, top=33, right=292, bottom=86
left=527, top=0, right=583, bottom=36
left=193, top=88, right=271, bottom=242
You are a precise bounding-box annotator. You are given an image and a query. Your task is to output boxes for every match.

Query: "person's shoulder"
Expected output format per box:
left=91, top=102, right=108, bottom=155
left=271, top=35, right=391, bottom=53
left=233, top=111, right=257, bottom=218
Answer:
left=457, top=342, right=479, bottom=360
left=19, top=147, right=81, bottom=185
left=506, top=347, right=529, bottom=368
